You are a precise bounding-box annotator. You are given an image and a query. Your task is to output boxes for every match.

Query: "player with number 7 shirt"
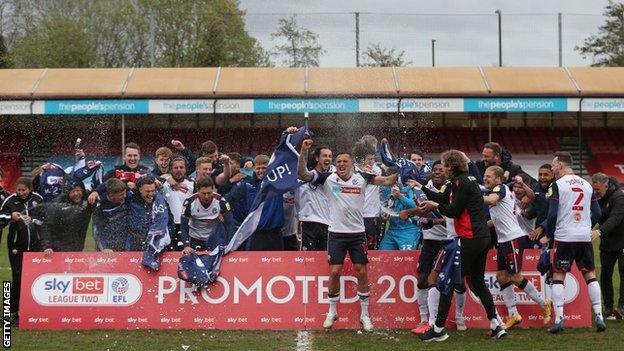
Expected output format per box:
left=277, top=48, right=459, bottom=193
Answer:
left=538, top=151, right=604, bottom=334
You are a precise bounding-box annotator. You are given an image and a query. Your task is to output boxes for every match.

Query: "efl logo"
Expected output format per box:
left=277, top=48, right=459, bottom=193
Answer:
left=73, top=277, right=104, bottom=294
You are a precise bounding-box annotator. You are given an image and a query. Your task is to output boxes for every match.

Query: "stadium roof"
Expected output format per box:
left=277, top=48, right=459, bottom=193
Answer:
left=1, top=66, right=624, bottom=99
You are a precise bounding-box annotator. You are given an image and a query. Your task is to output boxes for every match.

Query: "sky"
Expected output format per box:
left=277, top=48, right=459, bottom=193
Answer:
left=238, top=0, right=611, bottom=67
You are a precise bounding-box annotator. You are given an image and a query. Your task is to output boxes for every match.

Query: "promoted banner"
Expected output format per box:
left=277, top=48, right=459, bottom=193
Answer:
left=464, top=98, right=569, bottom=112
left=20, top=250, right=590, bottom=330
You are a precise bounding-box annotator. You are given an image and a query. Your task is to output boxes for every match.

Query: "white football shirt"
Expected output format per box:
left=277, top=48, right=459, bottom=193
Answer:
left=311, top=170, right=375, bottom=233
left=552, top=174, right=594, bottom=242
left=488, top=183, right=525, bottom=243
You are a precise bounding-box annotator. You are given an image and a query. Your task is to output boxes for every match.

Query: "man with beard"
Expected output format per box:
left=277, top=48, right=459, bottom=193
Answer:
left=181, top=177, right=232, bottom=252
left=476, top=142, right=525, bottom=184
left=529, top=164, right=555, bottom=231
left=42, top=180, right=94, bottom=256
left=162, top=157, right=196, bottom=250
left=125, top=176, right=172, bottom=253
left=297, top=139, right=398, bottom=332
left=295, top=145, right=333, bottom=251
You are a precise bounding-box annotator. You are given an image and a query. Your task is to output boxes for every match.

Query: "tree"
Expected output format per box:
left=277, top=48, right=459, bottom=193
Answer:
left=362, top=43, right=412, bottom=67
left=0, top=34, right=10, bottom=68
left=577, top=0, right=624, bottom=67
left=11, top=14, right=95, bottom=68
left=1, top=0, right=271, bottom=68
left=271, top=15, right=324, bottom=67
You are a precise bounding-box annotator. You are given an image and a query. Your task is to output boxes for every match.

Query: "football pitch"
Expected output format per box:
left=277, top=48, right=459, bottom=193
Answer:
left=3, top=227, right=624, bottom=351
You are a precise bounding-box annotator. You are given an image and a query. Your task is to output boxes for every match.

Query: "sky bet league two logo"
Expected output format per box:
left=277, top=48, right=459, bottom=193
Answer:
left=32, top=274, right=141, bottom=306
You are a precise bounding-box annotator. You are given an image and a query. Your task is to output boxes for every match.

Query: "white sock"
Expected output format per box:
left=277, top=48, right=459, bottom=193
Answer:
left=454, top=290, right=466, bottom=320
left=489, top=318, right=500, bottom=329
left=358, top=291, right=370, bottom=317
left=501, top=283, right=518, bottom=316
left=543, top=279, right=552, bottom=301
left=588, top=281, right=603, bottom=318
left=418, top=288, right=429, bottom=323
left=328, top=294, right=339, bottom=316
left=552, top=282, right=565, bottom=323
left=428, top=287, right=440, bottom=326
left=522, top=279, right=545, bottom=307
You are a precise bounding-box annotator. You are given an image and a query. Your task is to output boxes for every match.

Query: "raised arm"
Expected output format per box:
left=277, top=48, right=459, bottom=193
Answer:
left=297, top=139, right=315, bottom=182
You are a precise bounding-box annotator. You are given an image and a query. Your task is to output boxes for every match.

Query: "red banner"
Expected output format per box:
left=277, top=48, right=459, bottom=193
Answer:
left=586, top=153, right=624, bottom=182
left=20, top=250, right=591, bottom=330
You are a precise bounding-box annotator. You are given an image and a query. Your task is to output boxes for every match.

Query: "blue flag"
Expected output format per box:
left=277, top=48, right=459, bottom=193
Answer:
left=226, top=126, right=312, bottom=253
left=378, top=139, right=429, bottom=185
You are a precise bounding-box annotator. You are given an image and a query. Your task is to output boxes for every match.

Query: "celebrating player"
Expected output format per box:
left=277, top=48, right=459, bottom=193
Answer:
left=542, top=152, right=604, bottom=333
left=483, top=165, right=551, bottom=329
left=297, top=139, right=398, bottom=332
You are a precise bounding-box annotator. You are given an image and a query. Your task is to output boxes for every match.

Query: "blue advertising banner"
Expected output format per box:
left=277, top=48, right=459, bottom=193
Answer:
left=253, top=99, right=359, bottom=113
left=464, top=98, right=568, bottom=112
left=44, top=100, right=149, bottom=115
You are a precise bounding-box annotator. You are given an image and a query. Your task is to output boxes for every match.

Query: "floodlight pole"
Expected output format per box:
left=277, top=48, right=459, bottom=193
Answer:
left=121, top=115, right=126, bottom=159
left=355, top=12, right=360, bottom=67
left=431, top=39, right=436, bottom=67
left=495, top=10, right=502, bottom=67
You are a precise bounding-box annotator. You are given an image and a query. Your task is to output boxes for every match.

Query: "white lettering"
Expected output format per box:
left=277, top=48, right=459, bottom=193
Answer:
left=233, top=277, right=262, bottom=304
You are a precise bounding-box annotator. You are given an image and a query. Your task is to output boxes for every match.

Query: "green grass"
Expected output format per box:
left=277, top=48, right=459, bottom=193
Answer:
left=3, top=226, right=623, bottom=350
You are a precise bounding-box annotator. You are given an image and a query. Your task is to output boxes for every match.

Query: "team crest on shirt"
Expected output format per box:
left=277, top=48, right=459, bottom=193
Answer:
left=574, top=213, right=581, bottom=222
left=352, top=178, right=359, bottom=185
left=546, top=186, right=553, bottom=199
left=493, top=185, right=501, bottom=193
left=440, top=185, right=446, bottom=193
left=212, top=208, right=218, bottom=215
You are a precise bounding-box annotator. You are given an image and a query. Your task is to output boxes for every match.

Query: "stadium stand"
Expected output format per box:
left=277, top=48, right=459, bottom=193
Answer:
left=2, top=126, right=618, bottom=186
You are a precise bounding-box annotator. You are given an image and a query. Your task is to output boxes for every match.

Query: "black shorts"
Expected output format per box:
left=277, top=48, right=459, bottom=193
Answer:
left=496, top=237, right=524, bottom=274
left=327, top=232, right=368, bottom=265
left=552, top=241, right=595, bottom=274
left=282, top=234, right=299, bottom=251
left=364, top=217, right=382, bottom=249
left=301, top=221, right=328, bottom=251
left=246, top=228, right=284, bottom=251
left=189, top=236, right=209, bottom=251
left=417, top=239, right=445, bottom=275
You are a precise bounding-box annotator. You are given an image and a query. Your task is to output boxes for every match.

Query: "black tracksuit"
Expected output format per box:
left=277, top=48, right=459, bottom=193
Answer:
left=0, top=192, right=44, bottom=315
left=597, top=179, right=624, bottom=311
left=40, top=191, right=94, bottom=252
left=423, top=171, right=498, bottom=328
